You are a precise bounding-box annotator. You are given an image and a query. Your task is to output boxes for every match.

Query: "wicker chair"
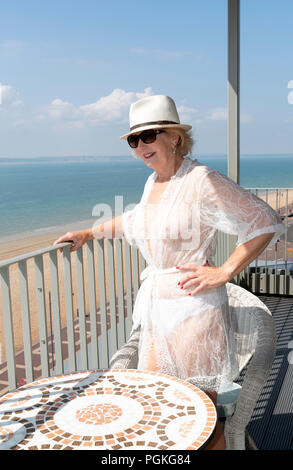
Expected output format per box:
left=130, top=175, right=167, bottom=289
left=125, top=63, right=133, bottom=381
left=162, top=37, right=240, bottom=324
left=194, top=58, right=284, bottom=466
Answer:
left=109, top=282, right=276, bottom=450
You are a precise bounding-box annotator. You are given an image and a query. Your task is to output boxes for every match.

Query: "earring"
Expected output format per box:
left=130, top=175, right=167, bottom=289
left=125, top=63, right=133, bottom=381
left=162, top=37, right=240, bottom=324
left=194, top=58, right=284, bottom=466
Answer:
left=172, top=145, right=177, bottom=155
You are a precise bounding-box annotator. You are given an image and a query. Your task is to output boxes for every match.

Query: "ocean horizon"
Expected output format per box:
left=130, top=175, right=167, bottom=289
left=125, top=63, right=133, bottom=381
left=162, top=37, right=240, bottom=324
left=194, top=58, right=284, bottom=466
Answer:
left=0, top=153, right=293, bottom=242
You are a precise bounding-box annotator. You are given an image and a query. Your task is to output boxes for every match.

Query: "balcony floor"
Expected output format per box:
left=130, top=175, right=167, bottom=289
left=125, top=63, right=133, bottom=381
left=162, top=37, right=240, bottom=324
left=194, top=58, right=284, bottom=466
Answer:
left=246, top=294, right=293, bottom=450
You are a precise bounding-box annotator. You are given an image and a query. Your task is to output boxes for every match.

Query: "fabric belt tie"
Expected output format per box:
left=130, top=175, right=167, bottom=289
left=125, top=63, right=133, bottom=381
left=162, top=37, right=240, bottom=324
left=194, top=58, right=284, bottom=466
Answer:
left=132, top=262, right=205, bottom=332
left=130, top=266, right=178, bottom=332
left=140, top=265, right=178, bottom=282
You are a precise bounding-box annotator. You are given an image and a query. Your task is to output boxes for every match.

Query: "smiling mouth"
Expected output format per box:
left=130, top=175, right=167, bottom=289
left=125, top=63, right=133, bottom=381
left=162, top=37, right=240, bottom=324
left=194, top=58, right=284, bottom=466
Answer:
left=144, top=152, right=155, bottom=159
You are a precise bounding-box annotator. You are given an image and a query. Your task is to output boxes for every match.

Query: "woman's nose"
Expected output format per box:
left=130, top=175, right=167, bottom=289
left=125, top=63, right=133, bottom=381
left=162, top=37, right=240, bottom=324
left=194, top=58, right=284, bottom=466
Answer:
left=136, top=138, right=144, bottom=149
left=136, top=138, right=147, bottom=153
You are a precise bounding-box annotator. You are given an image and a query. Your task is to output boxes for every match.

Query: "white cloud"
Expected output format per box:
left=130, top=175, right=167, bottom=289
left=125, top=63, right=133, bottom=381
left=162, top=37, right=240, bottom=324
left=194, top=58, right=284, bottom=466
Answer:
left=288, top=81, right=293, bottom=104
left=207, top=107, right=228, bottom=121
left=0, top=85, right=22, bottom=107
left=205, top=107, right=254, bottom=124
left=177, top=105, right=198, bottom=114
left=80, top=87, right=153, bottom=123
left=177, top=105, right=198, bottom=123
left=37, top=87, right=154, bottom=128
left=1, top=86, right=256, bottom=136
left=48, top=98, right=78, bottom=120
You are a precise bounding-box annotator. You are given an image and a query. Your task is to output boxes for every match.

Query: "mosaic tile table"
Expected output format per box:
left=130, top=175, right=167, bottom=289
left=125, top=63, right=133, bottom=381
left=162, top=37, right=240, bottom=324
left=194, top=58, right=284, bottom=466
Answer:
left=0, top=369, right=217, bottom=450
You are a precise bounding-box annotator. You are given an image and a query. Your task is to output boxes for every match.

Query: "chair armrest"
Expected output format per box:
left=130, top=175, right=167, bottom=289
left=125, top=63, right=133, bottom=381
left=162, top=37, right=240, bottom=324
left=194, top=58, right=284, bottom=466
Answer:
left=224, top=309, right=276, bottom=450
left=109, top=326, right=141, bottom=369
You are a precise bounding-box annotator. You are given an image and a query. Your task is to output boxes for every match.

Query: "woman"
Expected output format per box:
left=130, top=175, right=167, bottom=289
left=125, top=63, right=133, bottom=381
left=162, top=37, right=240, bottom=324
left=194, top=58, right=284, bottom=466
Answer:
left=54, top=95, right=285, bottom=449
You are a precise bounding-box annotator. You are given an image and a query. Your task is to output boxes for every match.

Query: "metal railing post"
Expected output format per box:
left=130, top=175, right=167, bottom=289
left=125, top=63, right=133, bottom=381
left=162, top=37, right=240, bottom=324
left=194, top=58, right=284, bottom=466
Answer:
left=228, top=0, right=240, bottom=259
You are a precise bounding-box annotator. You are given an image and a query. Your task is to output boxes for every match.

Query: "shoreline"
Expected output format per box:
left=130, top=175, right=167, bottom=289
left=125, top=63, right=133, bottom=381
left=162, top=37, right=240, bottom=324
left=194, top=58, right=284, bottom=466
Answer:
left=0, top=217, right=94, bottom=245
left=0, top=218, right=95, bottom=261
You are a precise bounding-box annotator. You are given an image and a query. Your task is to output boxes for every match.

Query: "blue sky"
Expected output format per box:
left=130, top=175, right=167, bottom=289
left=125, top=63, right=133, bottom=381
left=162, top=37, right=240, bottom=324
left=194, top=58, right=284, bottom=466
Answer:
left=0, top=0, right=292, bottom=158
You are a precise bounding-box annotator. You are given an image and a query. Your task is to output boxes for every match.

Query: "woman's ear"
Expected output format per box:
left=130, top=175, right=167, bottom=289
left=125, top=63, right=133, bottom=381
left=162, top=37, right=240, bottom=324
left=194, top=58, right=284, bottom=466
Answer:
left=170, top=131, right=181, bottom=148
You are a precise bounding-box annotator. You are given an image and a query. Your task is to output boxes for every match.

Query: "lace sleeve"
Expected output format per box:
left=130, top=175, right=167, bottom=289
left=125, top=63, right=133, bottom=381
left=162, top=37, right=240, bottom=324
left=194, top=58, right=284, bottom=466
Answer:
left=199, top=169, right=285, bottom=248
left=122, top=204, right=139, bottom=247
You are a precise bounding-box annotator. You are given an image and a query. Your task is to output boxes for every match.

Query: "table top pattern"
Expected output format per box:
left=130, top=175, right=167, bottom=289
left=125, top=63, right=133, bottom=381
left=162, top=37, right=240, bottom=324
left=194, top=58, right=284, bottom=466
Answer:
left=0, top=369, right=217, bottom=450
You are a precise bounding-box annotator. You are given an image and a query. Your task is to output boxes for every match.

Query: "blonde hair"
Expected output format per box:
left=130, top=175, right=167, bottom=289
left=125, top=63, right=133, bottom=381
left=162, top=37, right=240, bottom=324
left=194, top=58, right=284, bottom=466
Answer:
left=166, top=128, right=195, bottom=157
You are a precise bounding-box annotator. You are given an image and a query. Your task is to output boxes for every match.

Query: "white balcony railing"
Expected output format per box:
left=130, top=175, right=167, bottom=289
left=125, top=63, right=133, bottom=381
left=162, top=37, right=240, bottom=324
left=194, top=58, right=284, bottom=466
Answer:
left=0, top=239, right=146, bottom=394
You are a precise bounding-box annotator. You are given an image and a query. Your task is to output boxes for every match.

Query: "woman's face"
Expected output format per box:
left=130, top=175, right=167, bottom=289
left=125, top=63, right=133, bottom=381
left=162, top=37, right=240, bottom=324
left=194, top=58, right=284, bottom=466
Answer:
left=133, top=129, right=180, bottom=172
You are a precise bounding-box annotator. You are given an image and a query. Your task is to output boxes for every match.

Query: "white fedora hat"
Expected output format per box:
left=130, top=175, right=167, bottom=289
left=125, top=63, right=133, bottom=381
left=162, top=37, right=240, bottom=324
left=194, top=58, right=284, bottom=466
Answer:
left=120, top=94, right=192, bottom=139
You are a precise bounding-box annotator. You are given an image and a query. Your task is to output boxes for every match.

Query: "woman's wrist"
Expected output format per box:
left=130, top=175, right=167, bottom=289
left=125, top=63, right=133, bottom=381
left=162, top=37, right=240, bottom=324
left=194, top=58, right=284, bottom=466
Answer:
left=218, top=264, right=235, bottom=284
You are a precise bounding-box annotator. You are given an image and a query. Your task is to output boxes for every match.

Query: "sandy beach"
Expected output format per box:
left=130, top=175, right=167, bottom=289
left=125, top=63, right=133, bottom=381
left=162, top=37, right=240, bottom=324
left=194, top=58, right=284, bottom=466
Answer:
left=257, top=188, right=293, bottom=216
left=0, top=188, right=292, bottom=366
left=0, top=228, right=124, bottom=365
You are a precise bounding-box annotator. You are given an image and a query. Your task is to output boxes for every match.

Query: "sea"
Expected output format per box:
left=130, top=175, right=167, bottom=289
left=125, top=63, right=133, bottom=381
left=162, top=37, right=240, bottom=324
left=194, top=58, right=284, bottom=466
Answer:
left=0, top=154, right=293, bottom=242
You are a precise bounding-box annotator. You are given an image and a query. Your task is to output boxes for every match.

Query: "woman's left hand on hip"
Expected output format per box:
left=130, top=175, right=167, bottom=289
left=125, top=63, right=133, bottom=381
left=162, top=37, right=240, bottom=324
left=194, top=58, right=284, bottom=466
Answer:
left=176, top=262, right=230, bottom=296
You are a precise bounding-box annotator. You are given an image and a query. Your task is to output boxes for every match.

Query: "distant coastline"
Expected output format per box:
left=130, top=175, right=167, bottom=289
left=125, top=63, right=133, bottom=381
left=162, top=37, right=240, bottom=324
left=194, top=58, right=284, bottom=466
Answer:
left=0, top=155, right=136, bottom=164
left=1, top=153, right=293, bottom=164
left=0, top=217, right=93, bottom=247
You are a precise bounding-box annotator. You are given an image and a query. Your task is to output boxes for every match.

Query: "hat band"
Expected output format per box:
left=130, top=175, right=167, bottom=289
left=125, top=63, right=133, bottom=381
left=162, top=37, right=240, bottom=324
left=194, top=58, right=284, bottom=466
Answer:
left=130, top=120, right=178, bottom=131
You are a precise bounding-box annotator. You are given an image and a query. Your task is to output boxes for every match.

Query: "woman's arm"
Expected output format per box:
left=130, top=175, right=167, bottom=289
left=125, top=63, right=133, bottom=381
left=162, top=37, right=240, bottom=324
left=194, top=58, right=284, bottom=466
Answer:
left=53, top=215, right=124, bottom=252
left=177, top=232, right=274, bottom=296
left=179, top=168, right=285, bottom=296
left=221, top=232, right=274, bottom=280
left=92, top=215, right=123, bottom=239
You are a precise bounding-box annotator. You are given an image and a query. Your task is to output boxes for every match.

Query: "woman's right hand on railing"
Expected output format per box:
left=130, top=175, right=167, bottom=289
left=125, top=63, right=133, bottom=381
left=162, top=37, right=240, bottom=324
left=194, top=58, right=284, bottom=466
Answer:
left=53, top=229, right=93, bottom=253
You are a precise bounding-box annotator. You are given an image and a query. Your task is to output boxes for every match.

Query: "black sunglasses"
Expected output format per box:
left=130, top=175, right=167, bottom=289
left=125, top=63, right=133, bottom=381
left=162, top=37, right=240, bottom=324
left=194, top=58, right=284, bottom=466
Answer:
left=127, top=129, right=165, bottom=148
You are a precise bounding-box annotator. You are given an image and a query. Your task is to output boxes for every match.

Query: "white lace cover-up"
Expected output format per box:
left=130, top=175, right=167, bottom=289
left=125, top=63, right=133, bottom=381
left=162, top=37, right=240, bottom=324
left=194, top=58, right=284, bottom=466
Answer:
left=122, top=157, right=285, bottom=392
